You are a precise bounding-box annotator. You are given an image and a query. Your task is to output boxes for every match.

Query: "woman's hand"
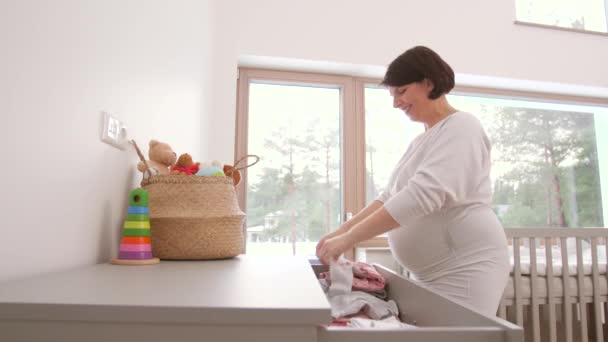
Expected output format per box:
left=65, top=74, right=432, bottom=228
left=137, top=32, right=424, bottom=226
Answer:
left=316, top=235, right=331, bottom=256
left=316, top=224, right=349, bottom=256
left=316, top=232, right=355, bottom=265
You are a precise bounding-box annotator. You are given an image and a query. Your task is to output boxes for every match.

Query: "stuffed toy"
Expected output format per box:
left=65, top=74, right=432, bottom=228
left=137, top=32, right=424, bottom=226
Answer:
left=170, top=153, right=200, bottom=175
left=196, top=166, right=224, bottom=177
left=195, top=160, right=225, bottom=177
left=223, top=164, right=241, bottom=186
left=137, top=140, right=177, bottom=177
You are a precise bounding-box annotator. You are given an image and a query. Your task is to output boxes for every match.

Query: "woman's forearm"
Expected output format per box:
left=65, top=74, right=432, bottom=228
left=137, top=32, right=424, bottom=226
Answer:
left=345, top=206, right=400, bottom=245
left=318, top=201, right=385, bottom=244
left=341, top=200, right=384, bottom=231
left=316, top=203, right=400, bottom=264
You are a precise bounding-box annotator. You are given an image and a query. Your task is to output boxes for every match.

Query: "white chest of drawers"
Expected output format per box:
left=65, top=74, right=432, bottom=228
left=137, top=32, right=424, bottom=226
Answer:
left=0, top=255, right=331, bottom=342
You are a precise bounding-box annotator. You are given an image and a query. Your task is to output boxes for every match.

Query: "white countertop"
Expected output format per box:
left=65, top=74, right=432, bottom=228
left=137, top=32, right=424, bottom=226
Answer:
left=0, top=255, right=331, bottom=326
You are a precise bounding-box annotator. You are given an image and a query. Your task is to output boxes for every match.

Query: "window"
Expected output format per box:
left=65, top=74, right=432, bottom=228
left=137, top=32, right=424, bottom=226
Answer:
left=448, top=94, right=608, bottom=227
left=364, top=87, right=607, bottom=227
left=246, top=82, right=341, bottom=255
left=237, top=68, right=608, bottom=256
left=515, top=0, right=608, bottom=33
left=364, top=85, right=425, bottom=204
left=236, top=69, right=361, bottom=256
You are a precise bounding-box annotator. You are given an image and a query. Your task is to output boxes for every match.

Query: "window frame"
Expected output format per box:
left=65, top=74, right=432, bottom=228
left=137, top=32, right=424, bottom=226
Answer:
left=236, top=68, right=364, bottom=257
left=513, top=0, right=608, bottom=35
left=236, top=67, right=608, bottom=255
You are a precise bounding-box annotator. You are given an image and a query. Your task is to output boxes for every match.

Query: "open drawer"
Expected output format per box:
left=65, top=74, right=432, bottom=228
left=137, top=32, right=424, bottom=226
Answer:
left=311, top=263, right=523, bottom=342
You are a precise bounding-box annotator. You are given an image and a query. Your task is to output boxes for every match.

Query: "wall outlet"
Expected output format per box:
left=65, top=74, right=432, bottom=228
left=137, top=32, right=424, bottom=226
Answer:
left=101, top=112, right=128, bottom=150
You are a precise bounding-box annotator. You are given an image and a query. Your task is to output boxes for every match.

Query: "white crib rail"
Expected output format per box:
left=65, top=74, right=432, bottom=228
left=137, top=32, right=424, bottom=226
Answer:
left=560, top=236, right=572, bottom=342
left=504, top=228, right=608, bottom=342
left=544, top=236, right=556, bottom=342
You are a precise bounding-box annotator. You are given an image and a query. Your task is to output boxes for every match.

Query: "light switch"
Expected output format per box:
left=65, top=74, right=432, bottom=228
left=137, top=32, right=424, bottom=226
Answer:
left=101, top=111, right=128, bottom=150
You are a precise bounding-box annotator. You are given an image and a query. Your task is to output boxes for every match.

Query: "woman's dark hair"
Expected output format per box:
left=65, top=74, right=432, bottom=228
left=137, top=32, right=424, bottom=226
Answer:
left=381, top=46, right=454, bottom=99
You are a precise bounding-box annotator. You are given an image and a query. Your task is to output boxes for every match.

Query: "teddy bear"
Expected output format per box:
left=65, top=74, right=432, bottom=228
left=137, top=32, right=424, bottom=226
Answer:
left=170, top=153, right=200, bottom=175
left=137, top=139, right=177, bottom=177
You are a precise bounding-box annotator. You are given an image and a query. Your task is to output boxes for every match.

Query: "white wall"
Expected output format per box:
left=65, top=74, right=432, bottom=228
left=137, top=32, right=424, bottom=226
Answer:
left=1, top=0, right=606, bottom=282
left=209, top=0, right=608, bottom=162
left=0, top=0, right=213, bottom=282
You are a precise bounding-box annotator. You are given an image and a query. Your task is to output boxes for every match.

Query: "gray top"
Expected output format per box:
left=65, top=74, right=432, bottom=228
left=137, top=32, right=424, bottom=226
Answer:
left=0, top=255, right=331, bottom=325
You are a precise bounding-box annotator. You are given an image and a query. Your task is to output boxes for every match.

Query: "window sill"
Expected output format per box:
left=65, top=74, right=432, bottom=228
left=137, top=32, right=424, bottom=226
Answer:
left=514, top=20, right=608, bottom=37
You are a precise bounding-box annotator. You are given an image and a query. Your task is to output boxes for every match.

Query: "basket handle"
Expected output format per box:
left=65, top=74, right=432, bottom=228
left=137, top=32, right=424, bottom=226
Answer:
left=130, top=140, right=153, bottom=179
left=233, top=154, right=260, bottom=172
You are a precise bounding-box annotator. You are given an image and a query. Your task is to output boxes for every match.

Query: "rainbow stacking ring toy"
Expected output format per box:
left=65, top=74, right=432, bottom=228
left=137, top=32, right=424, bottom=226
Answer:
left=111, top=188, right=160, bottom=265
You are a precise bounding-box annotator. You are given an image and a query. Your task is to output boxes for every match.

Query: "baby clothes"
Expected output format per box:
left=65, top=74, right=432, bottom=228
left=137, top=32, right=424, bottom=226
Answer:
left=319, top=274, right=387, bottom=299
left=351, top=261, right=386, bottom=292
left=323, top=259, right=399, bottom=320
left=329, top=313, right=371, bottom=327
left=327, top=259, right=353, bottom=296
left=320, top=260, right=386, bottom=292
left=328, top=291, right=399, bottom=320
left=350, top=316, right=417, bottom=329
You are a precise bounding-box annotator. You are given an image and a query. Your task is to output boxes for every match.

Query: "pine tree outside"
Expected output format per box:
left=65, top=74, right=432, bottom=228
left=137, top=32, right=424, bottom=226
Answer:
left=365, top=88, right=608, bottom=229
left=242, top=74, right=608, bottom=257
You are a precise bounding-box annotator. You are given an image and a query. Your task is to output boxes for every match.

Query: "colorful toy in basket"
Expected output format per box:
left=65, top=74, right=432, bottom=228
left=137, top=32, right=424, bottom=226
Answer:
left=196, top=160, right=225, bottom=177
left=223, top=164, right=241, bottom=186
left=130, top=138, right=259, bottom=189
left=170, top=153, right=200, bottom=175
left=222, top=155, right=260, bottom=186
left=136, top=140, right=177, bottom=177
left=111, top=188, right=160, bottom=265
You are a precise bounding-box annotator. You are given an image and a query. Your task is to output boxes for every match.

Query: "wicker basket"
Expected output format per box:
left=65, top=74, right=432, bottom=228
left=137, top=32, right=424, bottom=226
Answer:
left=141, top=175, right=245, bottom=260
left=130, top=140, right=259, bottom=260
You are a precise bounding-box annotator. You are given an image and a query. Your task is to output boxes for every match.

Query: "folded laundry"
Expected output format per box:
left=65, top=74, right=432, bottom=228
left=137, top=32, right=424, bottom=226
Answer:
left=319, top=278, right=388, bottom=300
left=327, top=258, right=353, bottom=297
left=352, top=262, right=384, bottom=283
left=366, top=288, right=389, bottom=300
left=320, top=260, right=386, bottom=292
left=350, top=316, right=417, bottom=329
left=329, top=313, right=371, bottom=327
left=328, top=291, right=399, bottom=320
left=320, top=259, right=402, bottom=324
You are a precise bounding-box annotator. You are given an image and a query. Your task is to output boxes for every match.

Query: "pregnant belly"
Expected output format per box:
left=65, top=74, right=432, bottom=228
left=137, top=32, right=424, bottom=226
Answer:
left=387, top=216, right=453, bottom=275
left=387, top=206, right=507, bottom=278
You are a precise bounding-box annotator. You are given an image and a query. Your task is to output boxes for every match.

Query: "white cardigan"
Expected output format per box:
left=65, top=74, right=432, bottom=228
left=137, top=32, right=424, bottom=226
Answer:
left=377, top=111, right=509, bottom=316
left=379, top=111, right=492, bottom=224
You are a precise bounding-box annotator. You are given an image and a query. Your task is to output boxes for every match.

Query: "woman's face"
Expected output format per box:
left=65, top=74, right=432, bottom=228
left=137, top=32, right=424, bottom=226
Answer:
left=389, top=80, right=433, bottom=123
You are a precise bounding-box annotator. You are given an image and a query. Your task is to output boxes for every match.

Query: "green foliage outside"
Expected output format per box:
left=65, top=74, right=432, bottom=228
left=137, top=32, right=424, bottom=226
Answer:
left=481, top=106, right=603, bottom=228
left=247, top=106, right=604, bottom=254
